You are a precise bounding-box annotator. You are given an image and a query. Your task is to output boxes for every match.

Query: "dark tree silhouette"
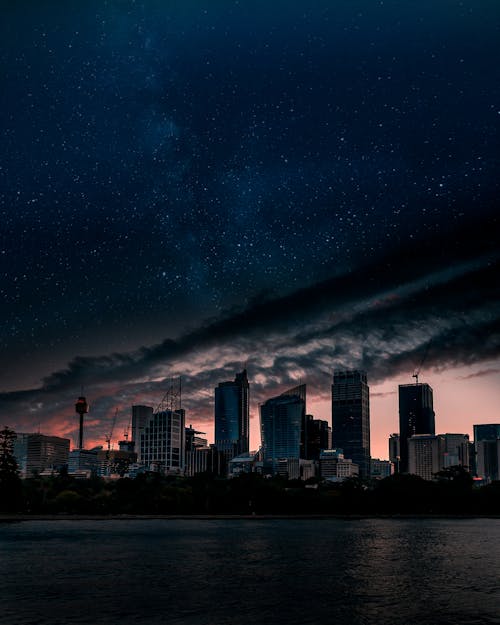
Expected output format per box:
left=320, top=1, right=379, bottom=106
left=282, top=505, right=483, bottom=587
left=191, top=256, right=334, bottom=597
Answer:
left=0, top=427, right=22, bottom=512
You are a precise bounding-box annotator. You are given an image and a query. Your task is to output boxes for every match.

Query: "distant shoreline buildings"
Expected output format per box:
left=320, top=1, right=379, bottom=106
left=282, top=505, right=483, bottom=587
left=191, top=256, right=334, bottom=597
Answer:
left=9, top=369, right=500, bottom=484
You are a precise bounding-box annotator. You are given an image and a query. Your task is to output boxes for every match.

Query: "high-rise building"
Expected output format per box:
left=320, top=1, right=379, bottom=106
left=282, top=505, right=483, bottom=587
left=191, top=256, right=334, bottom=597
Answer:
left=398, top=382, right=435, bottom=473
left=184, top=424, right=209, bottom=477
left=408, top=434, right=445, bottom=480
left=215, top=369, right=250, bottom=461
left=388, top=433, right=400, bottom=473
left=474, top=424, right=500, bottom=482
left=131, top=405, right=154, bottom=462
left=305, top=416, right=331, bottom=460
left=185, top=425, right=208, bottom=452
left=13, top=433, right=70, bottom=478
left=331, top=370, right=370, bottom=478
left=140, top=409, right=185, bottom=474
left=467, top=440, right=477, bottom=476
left=260, top=384, right=306, bottom=475
left=473, top=424, right=500, bottom=444
left=476, top=440, right=500, bottom=482
left=442, top=433, right=470, bottom=469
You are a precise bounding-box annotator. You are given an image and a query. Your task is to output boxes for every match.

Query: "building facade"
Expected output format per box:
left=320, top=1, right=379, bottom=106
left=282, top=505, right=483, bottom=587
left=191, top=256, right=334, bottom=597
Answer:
left=442, top=433, right=470, bottom=469
left=184, top=424, right=209, bottom=477
left=305, top=416, right=332, bottom=460
left=131, top=405, right=154, bottom=463
left=473, top=424, right=500, bottom=443
left=331, top=370, right=370, bottom=478
left=140, top=409, right=185, bottom=474
left=214, top=369, right=250, bottom=462
left=389, top=433, right=400, bottom=473
left=371, top=458, right=394, bottom=479
left=96, top=449, right=137, bottom=477
left=408, top=434, right=444, bottom=480
left=260, top=384, right=306, bottom=475
left=13, top=433, right=70, bottom=478
left=399, top=382, right=435, bottom=473
left=319, top=449, right=359, bottom=481
left=68, top=448, right=100, bottom=476
left=473, top=424, right=500, bottom=482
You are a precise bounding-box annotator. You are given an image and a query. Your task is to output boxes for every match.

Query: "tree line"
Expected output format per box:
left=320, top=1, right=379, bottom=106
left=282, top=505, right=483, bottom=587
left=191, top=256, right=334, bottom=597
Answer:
left=1, top=427, right=499, bottom=516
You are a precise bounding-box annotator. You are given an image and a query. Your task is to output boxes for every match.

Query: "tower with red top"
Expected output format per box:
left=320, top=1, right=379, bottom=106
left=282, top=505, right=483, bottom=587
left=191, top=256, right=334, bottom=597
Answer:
left=75, top=396, right=89, bottom=450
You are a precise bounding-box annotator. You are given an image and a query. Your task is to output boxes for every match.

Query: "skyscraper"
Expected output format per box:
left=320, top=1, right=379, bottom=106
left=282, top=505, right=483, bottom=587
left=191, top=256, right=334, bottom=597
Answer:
left=389, top=433, right=401, bottom=473
left=305, top=415, right=331, bottom=460
left=185, top=425, right=209, bottom=477
left=260, top=384, right=306, bottom=476
left=398, top=382, right=435, bottom=473
left=442, top=433, right=470, bottom=469
left=215, top=369, right=250, bottom=460
left=140, top=409, right=185, bottom=474
left=131, top=404, right=154, bottom=462
left=473, top=424, right=500, bottom=444
left=331, top=370, right=370, bottom=478
left=473, top=424, right=500, bottom=482
left=408, top=434, right=445, bottom=480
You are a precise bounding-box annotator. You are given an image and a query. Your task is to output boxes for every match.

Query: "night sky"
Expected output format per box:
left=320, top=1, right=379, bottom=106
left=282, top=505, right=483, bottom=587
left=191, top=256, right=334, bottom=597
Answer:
left=1, top=0, right=499, bottom=457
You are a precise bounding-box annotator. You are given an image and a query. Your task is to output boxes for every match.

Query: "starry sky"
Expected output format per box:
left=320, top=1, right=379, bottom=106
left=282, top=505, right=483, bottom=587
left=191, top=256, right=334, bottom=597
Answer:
left=1, top=0, right=499, bottom=459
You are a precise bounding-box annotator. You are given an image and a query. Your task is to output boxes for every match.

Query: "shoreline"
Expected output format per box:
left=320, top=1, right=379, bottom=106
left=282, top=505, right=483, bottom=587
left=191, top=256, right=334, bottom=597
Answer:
left=1, top=513, right=499, bottom=522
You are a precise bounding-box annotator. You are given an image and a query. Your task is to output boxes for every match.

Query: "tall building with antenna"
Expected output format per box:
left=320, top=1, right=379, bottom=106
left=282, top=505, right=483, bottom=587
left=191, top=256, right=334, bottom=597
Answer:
left=398, top=382, right=435, bottom=473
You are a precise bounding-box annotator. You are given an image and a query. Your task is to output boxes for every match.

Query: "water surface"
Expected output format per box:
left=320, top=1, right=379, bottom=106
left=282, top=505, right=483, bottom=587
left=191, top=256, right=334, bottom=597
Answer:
left=0, top=519, right=499, bottom=625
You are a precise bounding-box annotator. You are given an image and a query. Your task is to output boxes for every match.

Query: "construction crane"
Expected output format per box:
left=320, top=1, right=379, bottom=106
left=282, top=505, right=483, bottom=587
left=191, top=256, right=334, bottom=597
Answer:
left=103, top=408, right=119, bottom=476
left=105, top=408, right=119, bottom=451
left=123, top=417, right=131, bottom=441
left=412, top=342, right=431, bottom=385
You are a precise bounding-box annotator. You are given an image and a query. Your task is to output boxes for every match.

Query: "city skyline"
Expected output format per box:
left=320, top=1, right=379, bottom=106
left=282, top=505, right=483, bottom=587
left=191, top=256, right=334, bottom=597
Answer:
left=1, top=1, right=499, bottom=459
left=4, top=365, right=498, bottom=464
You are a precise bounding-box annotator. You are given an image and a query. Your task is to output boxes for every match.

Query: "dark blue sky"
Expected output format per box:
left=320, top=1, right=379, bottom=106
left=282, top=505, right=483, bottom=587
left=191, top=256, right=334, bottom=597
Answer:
left=0, top=1, right=499, bottom=449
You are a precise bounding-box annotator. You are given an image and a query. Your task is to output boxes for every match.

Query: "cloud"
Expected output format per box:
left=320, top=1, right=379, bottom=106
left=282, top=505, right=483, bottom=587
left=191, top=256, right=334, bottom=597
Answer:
left=458, top=367, right=500, bottom=380
left=1, top=216, right=499, bottom=440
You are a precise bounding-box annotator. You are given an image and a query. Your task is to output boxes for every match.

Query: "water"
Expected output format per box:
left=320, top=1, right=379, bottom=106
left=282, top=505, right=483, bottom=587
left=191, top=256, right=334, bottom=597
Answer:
left=0, top=518, right=499, bottom=625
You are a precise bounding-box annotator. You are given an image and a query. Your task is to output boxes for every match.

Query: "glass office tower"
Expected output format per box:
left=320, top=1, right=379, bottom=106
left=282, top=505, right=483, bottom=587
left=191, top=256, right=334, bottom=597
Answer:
left=260, top=384, right=306, bottom=475
left=331, top=370, right=370, bottom=478
left=398, top=382, right=435, bottom=473
left=215, top=369, right=250, bottom=460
